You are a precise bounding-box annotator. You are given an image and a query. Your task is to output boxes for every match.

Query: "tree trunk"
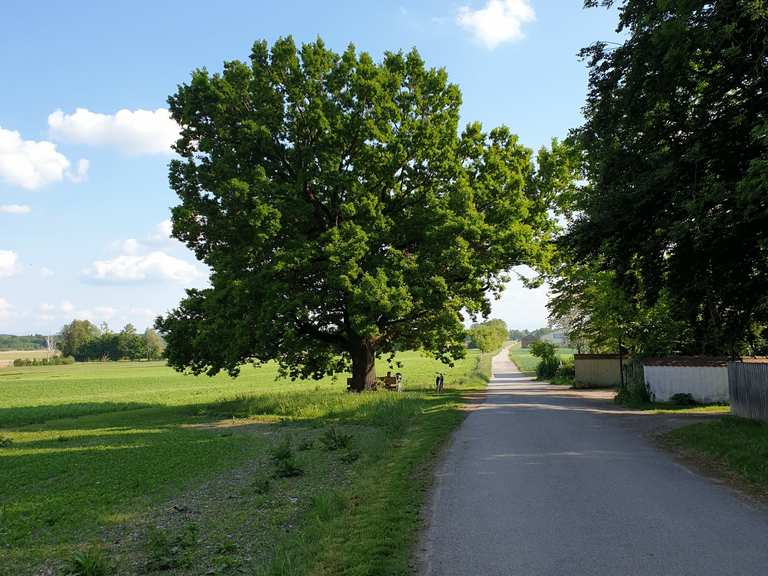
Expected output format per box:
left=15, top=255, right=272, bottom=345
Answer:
left=349, top=339, right=376, bottom=392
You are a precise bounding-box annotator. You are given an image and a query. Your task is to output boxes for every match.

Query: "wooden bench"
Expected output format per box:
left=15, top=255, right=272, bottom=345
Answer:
left=346, top=375, right=401, bottom=391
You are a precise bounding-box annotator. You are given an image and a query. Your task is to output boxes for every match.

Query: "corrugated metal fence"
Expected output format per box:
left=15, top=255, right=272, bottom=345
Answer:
left=729, top=361, right=768, bottom=421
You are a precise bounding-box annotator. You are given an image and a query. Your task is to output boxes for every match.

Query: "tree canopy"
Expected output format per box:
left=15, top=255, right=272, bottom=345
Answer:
left=57, top=320, right=164, bottom=362
left=468, top=319, right=508, bottom=353
left=157, top=37, right=556, bottom=390
left=560, top=0, right=768, bottom=355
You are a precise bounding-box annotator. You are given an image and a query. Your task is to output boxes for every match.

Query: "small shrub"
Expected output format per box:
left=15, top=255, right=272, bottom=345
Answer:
left=64, top=548, right=112, bottom=576
left=274, top=457, right=303, bottom=478
left=145, top=527, right=174, bottom=571
left=310, top=491, right=345, bottom=522
left=615, top=359, right=651, bottom=406
left=12, top=358, right=24, bottom=367
left=340, top=450, right=360, bottom=464
left=145, top=524, right=197, bottom=571
left=536, top=355, right=560, bottom=379
left=270, top=437, right=294, bottom=463
left=297, top=438, right=314, bottom=451
left=251, top=475, right=272, bottom=494
left=270, top=438, right=303, bottom=478
left=0, top=436, right=13, bottom=448
left=530, top=341, right=557, bottom=360
left=62, top=355, right=76, bottom=364
left=318, top=426, right=352, bottom=451
left=551, top=359, right=575, bottom=385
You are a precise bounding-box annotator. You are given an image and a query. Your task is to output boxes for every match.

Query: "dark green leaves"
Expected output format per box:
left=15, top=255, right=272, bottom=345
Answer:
left=158, top=37, right=553, bottom=379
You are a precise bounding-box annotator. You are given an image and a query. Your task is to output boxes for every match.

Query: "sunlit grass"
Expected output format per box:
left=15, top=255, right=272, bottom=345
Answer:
left=0, top=350, right=487, bottom=575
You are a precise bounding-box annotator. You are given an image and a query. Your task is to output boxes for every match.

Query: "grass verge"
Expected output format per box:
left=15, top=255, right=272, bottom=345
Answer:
left=661, top=416, right=768, bottom=497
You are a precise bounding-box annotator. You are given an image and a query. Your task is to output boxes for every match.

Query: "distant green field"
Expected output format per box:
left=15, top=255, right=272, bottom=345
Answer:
left=0, top=351, right=488, bottom=575
left=507, top=345, right=576, bottom=373
left=0, top=349, right=56, bottom=361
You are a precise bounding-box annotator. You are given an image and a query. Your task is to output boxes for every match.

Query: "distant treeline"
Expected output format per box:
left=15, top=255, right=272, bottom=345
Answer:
left=59, top=320, right=166, bottom=362
left=0, top=334, right=47, bottom=351
left=507, top=328, right=553, bottom=341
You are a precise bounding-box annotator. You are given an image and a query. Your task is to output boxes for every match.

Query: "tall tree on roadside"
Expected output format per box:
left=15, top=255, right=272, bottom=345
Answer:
left=570, top=0, right=768, bottom=354
left=157, top=38, right=555, bottom=390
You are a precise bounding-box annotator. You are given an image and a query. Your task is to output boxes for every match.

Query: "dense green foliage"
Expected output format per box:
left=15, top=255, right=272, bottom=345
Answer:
left=0, top=334, right=46, bottom=351
left=467, top=319, right=508, bottom=352
left=58, top=320, right=165, bottom=361
left=12, top=355, right=74, bottom=367
left=562, top=0, right=768, bottom=355
left=530, top=341, right=560, bottom=378
left=548, top=260, right=685, bottom=355
left=0, top=351, right=487, bottom=574
left=158, top=37, right=556, bottom=390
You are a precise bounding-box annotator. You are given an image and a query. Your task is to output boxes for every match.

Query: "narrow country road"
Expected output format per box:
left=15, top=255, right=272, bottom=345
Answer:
left=419, top=347, right=768, bottom=576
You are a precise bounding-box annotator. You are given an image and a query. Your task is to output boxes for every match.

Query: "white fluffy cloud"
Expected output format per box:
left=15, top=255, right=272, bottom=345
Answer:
left=0, top=126, right=88, bottom=190
left=0, top=204, right=32, bottom=214
left=154, top=219, right=173, bottom=240
left=0, top=297, right=12, bottom=320
left=457, top=0, right=536, bottom=49
left=0, top=250, right=19, bottom=278
left=84, top=251, right=202, bottom=284
left=37, top=301, right=116, bottom=323
left=48, top=108, right=180, bottom=155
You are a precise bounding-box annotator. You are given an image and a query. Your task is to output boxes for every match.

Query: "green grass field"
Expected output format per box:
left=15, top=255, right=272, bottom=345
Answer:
left=0, top=351, right=490, bottom=575
left=507, top=345, right=576, bottom=373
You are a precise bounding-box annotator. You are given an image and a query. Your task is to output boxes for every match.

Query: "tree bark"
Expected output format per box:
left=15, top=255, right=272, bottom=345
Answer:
left=349, top=339, right=376, bottom=392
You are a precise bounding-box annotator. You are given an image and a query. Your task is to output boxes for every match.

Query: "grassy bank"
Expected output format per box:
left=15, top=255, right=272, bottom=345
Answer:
left=662, top=417, right=768, bottom=494
left=0, top=351, right=487, bottom=575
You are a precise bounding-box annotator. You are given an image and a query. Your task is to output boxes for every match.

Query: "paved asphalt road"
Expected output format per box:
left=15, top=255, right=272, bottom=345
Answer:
left=419, top=347, right=768, bottom=576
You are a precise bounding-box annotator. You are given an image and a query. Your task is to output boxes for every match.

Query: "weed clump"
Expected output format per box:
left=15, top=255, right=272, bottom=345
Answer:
left=270, top=438, right=303, bottom=478
left=145, top=524, right=198, bottom=571
left=64, top=547, right=112, bottom=576
left=319, top=426, right=352, bottom=451
left=251, top=475, right=272, bottom=494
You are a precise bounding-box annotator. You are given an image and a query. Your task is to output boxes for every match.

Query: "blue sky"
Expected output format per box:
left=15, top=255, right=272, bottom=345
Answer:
left=0, top=0, right=620, bottom=335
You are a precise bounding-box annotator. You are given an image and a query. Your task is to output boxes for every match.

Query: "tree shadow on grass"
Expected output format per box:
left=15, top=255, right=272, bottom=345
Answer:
left=0, top=402, right=156, bottom=429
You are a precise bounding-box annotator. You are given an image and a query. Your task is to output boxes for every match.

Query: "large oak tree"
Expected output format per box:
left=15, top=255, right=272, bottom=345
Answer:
left=157, top=38, right=553, bottom=390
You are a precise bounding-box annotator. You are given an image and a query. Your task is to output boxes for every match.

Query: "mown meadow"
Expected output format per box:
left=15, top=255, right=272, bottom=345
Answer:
left=0, top=350, right=490, bottom=575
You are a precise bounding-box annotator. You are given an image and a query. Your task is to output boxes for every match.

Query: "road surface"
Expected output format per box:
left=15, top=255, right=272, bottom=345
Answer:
left=419, top=347, right=768, bottom=575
